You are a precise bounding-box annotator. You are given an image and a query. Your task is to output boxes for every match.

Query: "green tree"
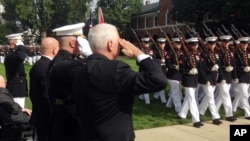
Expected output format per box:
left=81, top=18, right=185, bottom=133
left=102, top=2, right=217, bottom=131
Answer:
left=171, top=0, right=226, bottom=24
left=96, top=0, right=143, bottom=36
left=1, top=0, right=91, bottom=39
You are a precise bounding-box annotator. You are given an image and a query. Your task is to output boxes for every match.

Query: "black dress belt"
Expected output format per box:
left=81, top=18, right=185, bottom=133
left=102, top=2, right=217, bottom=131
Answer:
left=14, top=73, right=26, bottom=77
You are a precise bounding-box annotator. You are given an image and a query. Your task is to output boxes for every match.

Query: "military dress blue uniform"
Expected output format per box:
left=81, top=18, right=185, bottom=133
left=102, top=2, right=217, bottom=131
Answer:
left=177, top=34, right=205, bottom=127
left=232, top=36, right=250, bottom=119
left=4, top=33, right=28, bottom=109
left=198, top=36, right=222, bottom=125
left=215, top=35, right=237, bottom=122
left=165, top=37, right=183, bottom=112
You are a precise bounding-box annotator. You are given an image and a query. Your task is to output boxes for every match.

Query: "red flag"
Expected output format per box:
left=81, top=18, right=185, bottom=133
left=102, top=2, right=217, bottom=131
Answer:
left=98, top=7, right=104, bottom=24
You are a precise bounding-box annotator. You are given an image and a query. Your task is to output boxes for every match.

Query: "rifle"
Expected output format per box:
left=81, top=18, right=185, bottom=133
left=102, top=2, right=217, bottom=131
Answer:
left=174, top=25, right=195, bottom=68
left=203, top=22, right=215, bottom=37
left=159, top=26, right=179, bottom=65
left=131, top=28, right=144, bottom=51
left=145, top=29, right=163, bottom=58
left=231, top=24, right=247, bottom=66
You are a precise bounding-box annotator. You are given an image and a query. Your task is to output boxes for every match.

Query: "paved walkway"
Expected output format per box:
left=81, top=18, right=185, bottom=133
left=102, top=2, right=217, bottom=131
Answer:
left=135, top=117, right=250, bottom=141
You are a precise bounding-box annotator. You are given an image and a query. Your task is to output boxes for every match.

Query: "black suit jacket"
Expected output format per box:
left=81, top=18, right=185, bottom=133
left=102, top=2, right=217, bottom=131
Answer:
left=73, top=54, right=167, bottom=141
left=4, top=46, right=28, bottom=97
left=29, top=56, right=51, bottom=127
left=0, top=88, right=29, bottom=125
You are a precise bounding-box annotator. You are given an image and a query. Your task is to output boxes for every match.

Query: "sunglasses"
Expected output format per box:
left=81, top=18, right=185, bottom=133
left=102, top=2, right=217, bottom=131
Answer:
left=143, top=41, right=150, bottom=44
left=188, top=42, right=198, bottom=46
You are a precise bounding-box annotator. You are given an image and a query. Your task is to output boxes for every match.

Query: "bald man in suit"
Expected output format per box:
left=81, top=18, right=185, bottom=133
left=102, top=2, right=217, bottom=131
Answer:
left=29, top=37, right=59, bottom=141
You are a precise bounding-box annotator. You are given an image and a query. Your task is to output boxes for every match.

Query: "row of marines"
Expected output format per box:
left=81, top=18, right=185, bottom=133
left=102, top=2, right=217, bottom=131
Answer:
left=137, top=30, right=250, bottom=127
left=0, top=45, right=41, bottom=65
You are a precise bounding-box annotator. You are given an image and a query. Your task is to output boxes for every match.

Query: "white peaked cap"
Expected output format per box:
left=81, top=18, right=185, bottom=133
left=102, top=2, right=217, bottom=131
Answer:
left=235, top=40, right=240, bottom=44
left=205, top=37, right=218, bottom=42
left=172, top=38, right=180, bottom=42
left=238, top=37, right=250, bottom=42
left=141, top=37, right=150, bottom=42
left=185, top=37, right=198, bottom=43
left=52, top=23, right=85, bottom=36
left=219, top=35, right=232, bottom=40
left=157, top=38, right=166, bottom=42
left=5, top=33, right=23, bottom=40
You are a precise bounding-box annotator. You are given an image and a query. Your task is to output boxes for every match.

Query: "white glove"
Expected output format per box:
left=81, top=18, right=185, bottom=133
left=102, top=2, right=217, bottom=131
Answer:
left=205, top=81, right=210, bottom=86
left=189, top=68, right=198, bottom=75
left=233, top=79, right=239, bottom=84
left=16, top=40, right=24, bottom=46
left=244, top=66, right=250, bottom=72
left=211, top=64, right=219, bottom=71
left=225, top=66, right=233, bottom=72
left=77, top=37, right=92, bottom=57
left=174, top=65, right=179, bottom=70
left=221, top=80, right=226, bottom=84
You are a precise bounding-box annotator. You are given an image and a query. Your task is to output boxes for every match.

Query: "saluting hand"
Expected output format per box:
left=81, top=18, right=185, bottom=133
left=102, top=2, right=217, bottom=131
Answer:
left=119, top=39, right=143, bottom=58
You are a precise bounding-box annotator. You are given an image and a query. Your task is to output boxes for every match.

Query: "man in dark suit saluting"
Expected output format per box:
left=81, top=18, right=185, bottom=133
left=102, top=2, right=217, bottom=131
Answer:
left=73, top=23, right=167, bottom=141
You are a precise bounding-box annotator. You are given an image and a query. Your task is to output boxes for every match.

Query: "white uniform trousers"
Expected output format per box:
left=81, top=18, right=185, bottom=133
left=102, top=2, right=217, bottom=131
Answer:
left=215, top=83, right=233, bottom=117
left=199, top=85, right=221, bottom=120
left=139, top=93, right=150, bottom=104
left=27, top=56, right=33, bottom=65
left=166, top=79, right=182, bottom=112
left=166, top=90, right=173, bottom=108
left=237, top=83, right=250, bottom=117
left=232, top=90, right=241, bottom=112
left=0, top=56, right=4, bottom=63
left=230, top=83, right=238, bottom=99
left=178, top=87, right=200, bottom=123
left=13, top=97, right=25, bottom=109
left=153, top=90, right=167, bottom=103
left=195, top=84, right=205, bottom=105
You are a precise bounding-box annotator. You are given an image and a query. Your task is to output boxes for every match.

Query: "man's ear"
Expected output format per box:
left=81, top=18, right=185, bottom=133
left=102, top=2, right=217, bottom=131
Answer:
left=69, top=39, right=77, bottom=48
left=107, top=40, right=113, bottom=52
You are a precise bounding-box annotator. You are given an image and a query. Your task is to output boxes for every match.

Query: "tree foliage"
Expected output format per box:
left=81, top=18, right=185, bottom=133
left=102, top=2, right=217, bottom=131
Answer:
left=96, top=0, right=143, bottom=36
left=1, top=0, right=91, bottom=39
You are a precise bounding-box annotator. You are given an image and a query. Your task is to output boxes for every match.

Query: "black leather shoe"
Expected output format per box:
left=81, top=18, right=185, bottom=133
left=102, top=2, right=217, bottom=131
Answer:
left=212, top=119, right=222, bottom=125
left=226, top=116, right=237, bottom=122
left=245, top=117, right=250, bottom=120
left=193, top=122, right=204, bottom=128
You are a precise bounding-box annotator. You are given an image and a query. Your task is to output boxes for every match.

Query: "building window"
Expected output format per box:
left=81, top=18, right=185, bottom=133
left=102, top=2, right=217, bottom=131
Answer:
left=138, top=18, right=142, bottom=29
left=145, top=17, right=149, bottom=28
left=154, top=16, right=157, bottom=27
left=136, top=19, right=139, bottom=29
left=165, top=9, right=169, bottom=25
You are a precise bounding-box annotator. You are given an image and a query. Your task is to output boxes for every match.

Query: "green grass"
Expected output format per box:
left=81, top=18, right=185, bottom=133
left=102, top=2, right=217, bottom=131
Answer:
left=0, top=56, right=245, bottom=130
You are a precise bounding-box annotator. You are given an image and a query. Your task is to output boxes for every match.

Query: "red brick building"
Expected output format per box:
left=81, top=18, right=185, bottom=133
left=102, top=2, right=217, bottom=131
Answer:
left=131, top=0, right=185, bottom=40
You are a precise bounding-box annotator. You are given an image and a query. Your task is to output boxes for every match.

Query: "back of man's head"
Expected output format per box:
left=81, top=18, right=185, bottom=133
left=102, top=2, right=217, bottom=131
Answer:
left=88, top=23, right=119, bottom=52
left=41, top=37, right=59, bottom=58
